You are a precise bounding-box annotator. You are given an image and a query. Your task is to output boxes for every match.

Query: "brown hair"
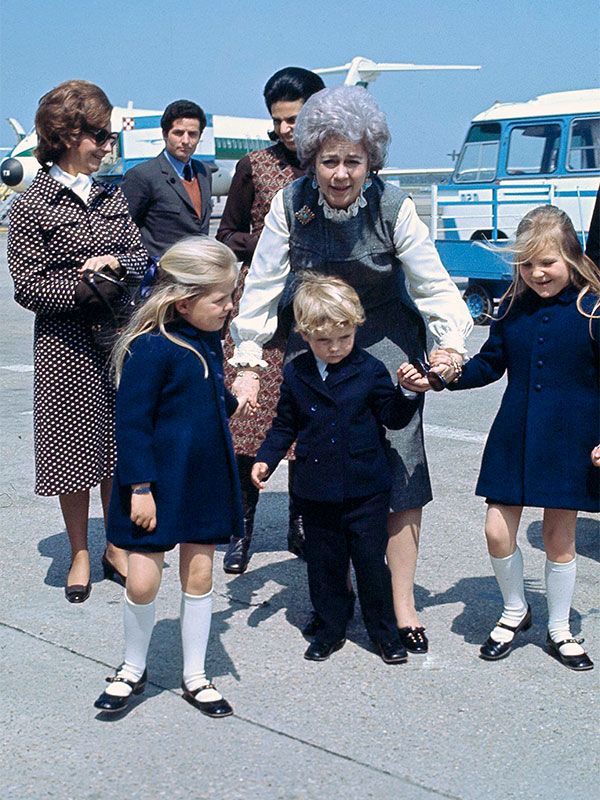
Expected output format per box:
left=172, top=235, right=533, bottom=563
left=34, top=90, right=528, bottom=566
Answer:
left=34, top=80, right=112, bottom=166
left=498, top=205, right=600, bottom=326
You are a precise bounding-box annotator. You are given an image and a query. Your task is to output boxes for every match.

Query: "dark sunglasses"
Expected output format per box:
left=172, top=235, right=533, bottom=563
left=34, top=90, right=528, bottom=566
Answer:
left=82, top=125, right=119, bottom=146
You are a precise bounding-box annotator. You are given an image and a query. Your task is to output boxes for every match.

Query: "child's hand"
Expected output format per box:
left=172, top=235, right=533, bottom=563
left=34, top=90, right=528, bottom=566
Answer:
left=430, top=348, right=463, bottom=383
left=591, top=444, right=600, bottom=468
left=231, top=395, right=251, bottom=419
left=251, top=462, right=270, bottom=490
left=130, top=491, right=157, bottom=531
left=397, top=362, right=430, bottom=393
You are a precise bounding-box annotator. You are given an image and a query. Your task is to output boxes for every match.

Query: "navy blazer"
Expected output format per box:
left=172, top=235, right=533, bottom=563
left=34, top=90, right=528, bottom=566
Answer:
left=449, top=286, right=599, bottom=512
left=121, top=151, right=212, bottom=257
left=107, top=321, right=243, bottom=550
left=256, top=348, right=418, bottom=503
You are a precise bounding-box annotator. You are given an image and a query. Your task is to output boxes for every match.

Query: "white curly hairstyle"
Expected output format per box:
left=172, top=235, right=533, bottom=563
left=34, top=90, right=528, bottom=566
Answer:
left=293, top=85, right=390, bottom=171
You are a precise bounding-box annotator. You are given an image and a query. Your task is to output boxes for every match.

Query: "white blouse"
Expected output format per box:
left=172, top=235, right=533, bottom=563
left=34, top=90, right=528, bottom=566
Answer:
left=230, top=188, right=473, bottom=367
left=49, top=164, right=93, bottom=204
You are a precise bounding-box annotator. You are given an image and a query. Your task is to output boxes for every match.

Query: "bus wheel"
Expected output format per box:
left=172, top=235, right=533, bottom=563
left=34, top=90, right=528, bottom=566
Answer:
left=463, top=284, right=493, bottom=325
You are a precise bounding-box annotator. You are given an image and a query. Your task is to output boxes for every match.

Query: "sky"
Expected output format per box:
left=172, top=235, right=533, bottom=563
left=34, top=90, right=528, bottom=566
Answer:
left=1, top=0, right=599, bottom=168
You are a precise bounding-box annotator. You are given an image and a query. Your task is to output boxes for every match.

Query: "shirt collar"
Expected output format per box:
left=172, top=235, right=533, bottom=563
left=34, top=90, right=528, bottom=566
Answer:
left=164, top=149, right=191, bottom=179
left=48, top=164, right=93, bottom=203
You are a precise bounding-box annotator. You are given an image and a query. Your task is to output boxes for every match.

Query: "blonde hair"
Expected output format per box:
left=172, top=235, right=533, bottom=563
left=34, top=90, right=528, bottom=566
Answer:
left=293, top=272, right=365, bottom=335
left=497, top=206, right=600, bottom=327
left=112, top=236, right=237, bottom=383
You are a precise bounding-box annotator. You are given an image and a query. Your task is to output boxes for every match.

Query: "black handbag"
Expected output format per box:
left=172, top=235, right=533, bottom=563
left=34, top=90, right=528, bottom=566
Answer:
left=74, top=265, right=135, bottom=353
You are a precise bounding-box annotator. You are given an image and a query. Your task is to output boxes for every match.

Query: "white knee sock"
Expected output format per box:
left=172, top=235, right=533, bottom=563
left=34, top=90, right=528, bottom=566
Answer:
left=546, top=557, right=583, bottom=655
left=489, top=547, right=528, bottom=643
left=106, top=592, right=155, bottom=697
left=181, top=590, right=220, bottom=698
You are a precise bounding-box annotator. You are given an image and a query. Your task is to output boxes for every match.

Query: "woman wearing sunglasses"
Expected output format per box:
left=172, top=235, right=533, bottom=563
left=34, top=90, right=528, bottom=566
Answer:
left=7, top=80, right=148, bottom=603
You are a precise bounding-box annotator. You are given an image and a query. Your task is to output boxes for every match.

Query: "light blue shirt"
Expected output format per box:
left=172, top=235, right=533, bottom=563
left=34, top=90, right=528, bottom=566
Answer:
left=163, top=149, right=192, bottom=180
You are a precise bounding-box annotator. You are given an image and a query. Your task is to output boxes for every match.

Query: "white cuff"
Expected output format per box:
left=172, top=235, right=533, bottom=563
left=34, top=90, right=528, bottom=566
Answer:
left=228, top=340, right=268, bottom=369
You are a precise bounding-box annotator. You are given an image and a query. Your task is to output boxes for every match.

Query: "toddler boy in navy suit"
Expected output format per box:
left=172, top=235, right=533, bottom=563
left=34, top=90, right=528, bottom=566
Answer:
left=252, top=274, right=417, bottom=664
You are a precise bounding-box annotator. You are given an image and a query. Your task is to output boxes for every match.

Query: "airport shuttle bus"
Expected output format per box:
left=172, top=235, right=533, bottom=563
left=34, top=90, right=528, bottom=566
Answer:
left=431, top=89, right=600, bottom=322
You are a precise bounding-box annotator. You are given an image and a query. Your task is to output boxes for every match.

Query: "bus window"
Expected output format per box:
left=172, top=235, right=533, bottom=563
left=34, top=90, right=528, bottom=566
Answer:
left=506, top=124, right=561, bottom=175
left=454, top=123, right=501, bottom=183
left=567, top=117, right=600, bottom=171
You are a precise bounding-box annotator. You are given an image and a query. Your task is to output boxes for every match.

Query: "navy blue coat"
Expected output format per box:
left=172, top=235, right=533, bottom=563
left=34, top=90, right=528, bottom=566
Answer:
left=256, top=348, right=418, bottom=503
left=449, top=286, right=599, bottom=511
left=107, top=321, right=243, bottom=551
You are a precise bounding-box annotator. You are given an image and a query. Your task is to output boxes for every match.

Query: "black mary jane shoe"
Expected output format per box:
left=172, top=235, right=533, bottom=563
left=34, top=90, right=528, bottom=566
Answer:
left=378, top=639, right=408, bottom=664
left=479, top=605, right=532, bottom=661
left=65, top=581, right=91, bottom=604
left=181, top=681, right=233, bottom=718
left=398, top=626, right=429, bottom=654
left=101, top=550, right=126, bottom=587
left=546, top=634, right=594, bottom=672
left=304, top=638, right=346, bottom=662
left=94, top=667, right=147, bottom=713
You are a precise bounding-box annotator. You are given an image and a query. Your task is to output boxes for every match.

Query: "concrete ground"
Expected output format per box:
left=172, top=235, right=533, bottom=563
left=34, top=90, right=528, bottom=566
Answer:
left=0, top=234, right=598, bottom=800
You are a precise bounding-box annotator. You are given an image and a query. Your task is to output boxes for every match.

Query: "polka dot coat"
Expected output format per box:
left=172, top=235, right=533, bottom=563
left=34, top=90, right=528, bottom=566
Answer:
left=7, top=169, right=148, bottom=496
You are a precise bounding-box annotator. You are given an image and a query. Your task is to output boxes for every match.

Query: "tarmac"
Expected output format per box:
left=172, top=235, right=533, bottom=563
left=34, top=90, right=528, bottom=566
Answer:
left=0, top=231, right=598, bottom=800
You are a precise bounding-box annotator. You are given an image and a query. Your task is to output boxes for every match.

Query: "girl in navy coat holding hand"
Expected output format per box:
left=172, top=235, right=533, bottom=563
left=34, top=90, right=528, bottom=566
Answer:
left=400, top=206, right=599, bottom=671
left=94, top=236, right=245, bottom=716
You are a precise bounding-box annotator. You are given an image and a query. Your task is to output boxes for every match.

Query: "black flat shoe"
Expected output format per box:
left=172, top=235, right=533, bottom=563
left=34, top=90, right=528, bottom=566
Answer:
left=101, top=550, right=126, bottom=587
left=65, top=581, right=91, bottom=604
left=94, top=667, right=147, bottom=712
left=546, top=634, right=594, bottom=671
left=398, top=626, right=429, bottom=654
left=223, top=536, right=251, bottom=574
left=479, top=605, right=532, bottom=661
left=304, top=638, right=346, bottom=661
left=378, top=639, right=408, bottom=664
left=181, top=681, right=233, bottom=718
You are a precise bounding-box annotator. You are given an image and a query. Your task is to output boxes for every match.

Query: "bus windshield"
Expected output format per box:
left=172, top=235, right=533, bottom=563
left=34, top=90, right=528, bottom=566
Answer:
left=454, top=123, right=501, bottom=183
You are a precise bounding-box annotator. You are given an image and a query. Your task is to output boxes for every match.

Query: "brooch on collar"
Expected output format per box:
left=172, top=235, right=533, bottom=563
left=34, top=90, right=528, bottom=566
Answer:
left=295, top=205, right=316, bottom=225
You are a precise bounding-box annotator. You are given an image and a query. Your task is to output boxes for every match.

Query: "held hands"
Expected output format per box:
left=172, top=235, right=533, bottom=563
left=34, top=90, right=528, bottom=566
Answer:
left=397, top=349, right=464, bottom=393
left=251, top=462, right=270, bottom=490
left=591, top=444, right=600, bottom=468
left=78, top=255, right=120, bottom=278
left=231, top=371, right=261, bottom=413
left=130, top=486, right=157, bottom=531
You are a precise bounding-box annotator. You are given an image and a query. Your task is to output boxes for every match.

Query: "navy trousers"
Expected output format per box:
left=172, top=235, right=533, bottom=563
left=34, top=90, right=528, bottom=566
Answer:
left=297, top=491, right=398, bottom=645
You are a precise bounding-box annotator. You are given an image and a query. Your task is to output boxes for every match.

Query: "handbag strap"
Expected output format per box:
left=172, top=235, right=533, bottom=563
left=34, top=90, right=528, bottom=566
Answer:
left=82, top=268, right=130, bottom=319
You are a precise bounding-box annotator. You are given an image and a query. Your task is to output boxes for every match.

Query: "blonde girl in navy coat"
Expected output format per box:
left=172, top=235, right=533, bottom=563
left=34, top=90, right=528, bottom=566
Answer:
left=400, top=206, right=599, bottom=671
left=94, top=237, right=246, bottom=716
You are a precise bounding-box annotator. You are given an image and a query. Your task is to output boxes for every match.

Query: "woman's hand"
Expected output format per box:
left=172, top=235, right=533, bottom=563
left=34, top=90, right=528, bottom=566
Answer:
left=231, top=395, right=251, bottom=419
left=130, top=488, right=157, bottom=531
left=397, top=362, right=431, bottom=393
left=429, top=348, right=464, bottom=384
left=232, top=370, right=261, bottom=410
left=251, top=462, right=270, bottom=490
left=591, top=444, right=600, bottom=468
left=79, top=255, right=120, bottom=278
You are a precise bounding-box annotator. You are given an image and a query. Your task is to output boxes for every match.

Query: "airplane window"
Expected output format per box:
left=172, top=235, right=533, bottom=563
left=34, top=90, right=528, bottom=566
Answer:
left=567, top=118, right=600, bottom=171
left=506, top=124, right=561, bottom=175
left=454, top=123, right=501, bottom=183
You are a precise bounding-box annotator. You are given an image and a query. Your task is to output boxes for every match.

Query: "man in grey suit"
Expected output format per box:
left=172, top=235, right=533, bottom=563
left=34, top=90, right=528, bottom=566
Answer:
left=122, top=100, right=213, bottom=257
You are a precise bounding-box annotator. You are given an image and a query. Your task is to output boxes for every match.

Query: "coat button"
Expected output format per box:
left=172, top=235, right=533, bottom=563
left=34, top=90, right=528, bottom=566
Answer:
left=538, top=336, right=545, bottom=344
left=313, top=457, right=319, bottom=463
left=534, top=384, right=542, bottom=391
left=330, top=437, right=336, bottom=444
left=310, top=405, right=317, bottom=412
left=536, top=360, right=543, bottom=368
left=542, top=315, right=550, bottom=323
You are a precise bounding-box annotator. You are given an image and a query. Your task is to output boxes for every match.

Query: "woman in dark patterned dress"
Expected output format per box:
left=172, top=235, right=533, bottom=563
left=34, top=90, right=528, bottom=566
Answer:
left=7, top=80, right=147, bottom=602
left=217, top=67, right=324, bottom=573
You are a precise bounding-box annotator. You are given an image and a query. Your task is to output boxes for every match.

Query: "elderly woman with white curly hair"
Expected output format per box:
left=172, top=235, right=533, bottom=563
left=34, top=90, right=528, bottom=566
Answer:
left=229, top=85, right=473, bottom=655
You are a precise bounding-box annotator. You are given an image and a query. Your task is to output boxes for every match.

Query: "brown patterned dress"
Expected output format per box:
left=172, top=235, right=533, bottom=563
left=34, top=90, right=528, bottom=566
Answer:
left=216, top=143, right=304, bottom=457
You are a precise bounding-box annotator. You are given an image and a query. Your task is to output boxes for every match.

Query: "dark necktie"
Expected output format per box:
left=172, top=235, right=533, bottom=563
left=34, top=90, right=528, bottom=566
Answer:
left=183, top=164, right=193, bottom=182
